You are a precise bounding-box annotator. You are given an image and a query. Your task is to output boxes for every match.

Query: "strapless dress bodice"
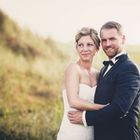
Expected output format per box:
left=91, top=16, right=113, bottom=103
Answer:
left=62, top=83, right=96, bottom=112
left=57, top=84, right=96, bottom=140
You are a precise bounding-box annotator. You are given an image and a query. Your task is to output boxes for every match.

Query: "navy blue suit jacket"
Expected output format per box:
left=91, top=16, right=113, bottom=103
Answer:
left=86, top=54, right=140, bottom=140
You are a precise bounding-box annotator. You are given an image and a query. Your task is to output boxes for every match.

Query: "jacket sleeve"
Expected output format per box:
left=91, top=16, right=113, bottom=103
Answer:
left=86, top=63, right=140, bottom=126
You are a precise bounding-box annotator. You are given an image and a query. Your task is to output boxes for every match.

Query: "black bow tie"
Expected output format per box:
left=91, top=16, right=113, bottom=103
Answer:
left=103, top=60, right=114, bottom=66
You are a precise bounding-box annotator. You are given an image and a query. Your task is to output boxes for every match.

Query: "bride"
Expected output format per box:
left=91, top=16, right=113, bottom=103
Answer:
left=57, top=27, right=107, bottom=140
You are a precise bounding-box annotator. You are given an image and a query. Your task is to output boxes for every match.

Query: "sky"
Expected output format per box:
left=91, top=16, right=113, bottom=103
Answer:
left=0, top=0, right=140, bottom=44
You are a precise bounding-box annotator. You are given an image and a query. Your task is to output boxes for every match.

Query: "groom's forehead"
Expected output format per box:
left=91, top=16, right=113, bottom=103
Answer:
left=101, top=29, right=119, bottom=39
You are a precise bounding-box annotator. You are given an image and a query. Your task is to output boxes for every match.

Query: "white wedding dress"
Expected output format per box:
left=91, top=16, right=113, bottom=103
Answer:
left=57, top=83, right=96, bottom=140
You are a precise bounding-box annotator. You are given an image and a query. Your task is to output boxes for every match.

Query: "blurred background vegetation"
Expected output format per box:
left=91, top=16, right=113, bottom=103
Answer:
left=0, top=10, right=140, bottom=140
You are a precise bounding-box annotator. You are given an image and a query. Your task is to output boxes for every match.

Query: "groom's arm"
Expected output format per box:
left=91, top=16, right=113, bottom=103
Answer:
left=68, top=63, right=140, bottom=125
left=85, top=64, right=140, bottom=126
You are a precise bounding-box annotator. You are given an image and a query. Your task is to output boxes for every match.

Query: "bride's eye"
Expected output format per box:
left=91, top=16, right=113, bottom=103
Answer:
left=87, top=43, right=94, bottom=47
left=77, top=43, right=84, bottom=48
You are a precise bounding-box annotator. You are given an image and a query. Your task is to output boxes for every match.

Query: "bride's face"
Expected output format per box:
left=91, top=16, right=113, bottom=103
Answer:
left=76, top=35, right=98, bottom=62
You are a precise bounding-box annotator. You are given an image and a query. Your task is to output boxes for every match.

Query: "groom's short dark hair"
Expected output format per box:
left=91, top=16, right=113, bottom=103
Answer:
left=100, top=21, right=123, bottom=37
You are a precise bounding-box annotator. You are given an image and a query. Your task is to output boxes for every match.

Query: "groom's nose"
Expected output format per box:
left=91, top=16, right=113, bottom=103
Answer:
left=106, top=39, right=111, bottom=46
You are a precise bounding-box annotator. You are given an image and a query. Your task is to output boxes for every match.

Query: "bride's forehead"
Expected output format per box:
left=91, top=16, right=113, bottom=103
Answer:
left=78, top=36, right=94, bottom=43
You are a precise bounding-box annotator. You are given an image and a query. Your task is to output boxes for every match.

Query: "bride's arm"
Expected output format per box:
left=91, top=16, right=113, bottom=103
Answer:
left=64, top=63, right=107, bottom=111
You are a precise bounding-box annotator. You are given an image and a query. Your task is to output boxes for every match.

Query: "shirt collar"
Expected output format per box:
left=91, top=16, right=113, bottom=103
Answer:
left=110, top=51, right=126, bottom=64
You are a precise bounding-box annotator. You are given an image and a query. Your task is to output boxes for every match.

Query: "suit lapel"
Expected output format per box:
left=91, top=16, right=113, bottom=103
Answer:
left=99, top=54, right=128, bottom=81
left=98, top=66, right=107, bottom=83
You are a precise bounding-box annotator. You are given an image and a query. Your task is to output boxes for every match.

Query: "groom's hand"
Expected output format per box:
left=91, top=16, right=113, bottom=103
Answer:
left=68, top=111, right=83, bottom=124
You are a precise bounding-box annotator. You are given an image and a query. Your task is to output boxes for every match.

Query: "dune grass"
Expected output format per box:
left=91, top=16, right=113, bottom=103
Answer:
left=0, top=9, right=140, bottom=140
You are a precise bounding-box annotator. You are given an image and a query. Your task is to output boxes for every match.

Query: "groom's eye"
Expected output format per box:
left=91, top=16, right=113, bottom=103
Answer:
left=110, top=37, right=116, bottom=41
left=101, top=39, right=106, bottom=42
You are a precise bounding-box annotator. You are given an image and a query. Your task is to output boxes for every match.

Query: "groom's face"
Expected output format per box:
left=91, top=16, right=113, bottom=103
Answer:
left=100, top=28, right=125, bottom=59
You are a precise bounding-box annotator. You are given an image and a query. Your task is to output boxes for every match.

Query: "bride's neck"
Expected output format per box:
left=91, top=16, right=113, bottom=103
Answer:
left=77, top=60, right=92, bottom=71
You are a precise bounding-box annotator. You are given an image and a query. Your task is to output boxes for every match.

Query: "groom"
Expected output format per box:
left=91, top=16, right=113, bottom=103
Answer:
left=68, top=21, right=140, bottom=140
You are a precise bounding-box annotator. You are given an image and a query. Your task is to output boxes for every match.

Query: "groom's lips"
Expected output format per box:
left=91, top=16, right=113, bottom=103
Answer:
left=105, top=47, right=113, bottom=53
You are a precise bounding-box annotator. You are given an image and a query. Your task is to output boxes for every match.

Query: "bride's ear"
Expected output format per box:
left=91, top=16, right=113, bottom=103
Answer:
left=95, top=48, right=99, bottom=54
left=94, top=48, right=100, bottom=57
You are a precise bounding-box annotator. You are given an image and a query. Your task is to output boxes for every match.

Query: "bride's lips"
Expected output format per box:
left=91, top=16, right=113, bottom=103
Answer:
left=81, top=53, right=91, bottom=56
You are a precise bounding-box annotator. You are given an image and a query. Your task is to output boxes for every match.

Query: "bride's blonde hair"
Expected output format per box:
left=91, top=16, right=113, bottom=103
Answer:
left=75, top=27, right=100, bottom=49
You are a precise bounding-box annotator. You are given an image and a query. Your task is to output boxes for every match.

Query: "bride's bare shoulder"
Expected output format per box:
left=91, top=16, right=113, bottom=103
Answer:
left=65, top=62, right=80, bottom=73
